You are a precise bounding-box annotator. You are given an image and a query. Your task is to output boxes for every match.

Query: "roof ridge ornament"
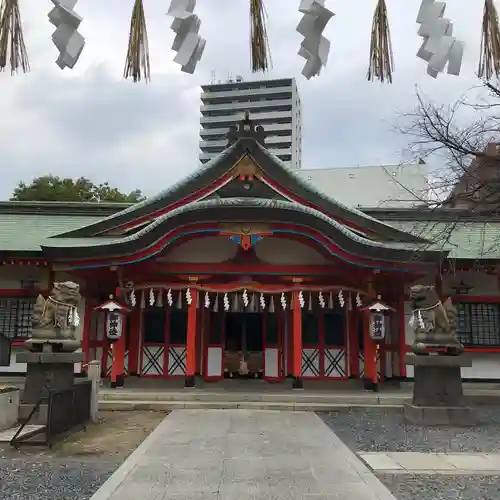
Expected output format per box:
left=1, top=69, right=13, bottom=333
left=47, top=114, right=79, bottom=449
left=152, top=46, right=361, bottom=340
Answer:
left=226, top=110, right=266, bottom=147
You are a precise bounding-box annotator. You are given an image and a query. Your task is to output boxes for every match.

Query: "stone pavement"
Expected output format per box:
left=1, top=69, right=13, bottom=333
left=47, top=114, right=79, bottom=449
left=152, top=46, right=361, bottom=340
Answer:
left=89, top=409, right=398, bottom=500
left=360, top=452, right=500, bottom=475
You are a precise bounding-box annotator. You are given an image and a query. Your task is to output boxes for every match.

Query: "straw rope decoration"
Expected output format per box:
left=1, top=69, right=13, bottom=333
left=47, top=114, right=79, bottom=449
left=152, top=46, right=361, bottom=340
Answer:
left=123, top=0, right=150, bottom=82
left=368, top=0, right=394, bottom=83
left=0, top=0, right=28, bottom=74
left=479, top=0, right=500, bottom=79
left=250, top=0, right=271, bottom=72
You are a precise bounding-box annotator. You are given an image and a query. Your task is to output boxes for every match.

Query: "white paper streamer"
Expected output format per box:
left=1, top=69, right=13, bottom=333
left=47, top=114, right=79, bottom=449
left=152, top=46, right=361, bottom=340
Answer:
left=48, top=0, right=86, bottom=70
left=167, top=0, right=206, bottom=74
left=296, top=0, right=334, bottom=79
left=149, top=288, right=155, bottom=307
left=416, top=0, right=463, bottom=78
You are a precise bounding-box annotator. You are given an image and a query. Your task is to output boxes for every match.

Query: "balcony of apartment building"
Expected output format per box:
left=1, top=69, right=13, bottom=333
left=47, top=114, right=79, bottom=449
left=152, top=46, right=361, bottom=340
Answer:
left=201, top=99, right=293, bottom=115
left=200, top=111, right=293, bottom=128
left=201, top=88, right=293, bottom=103
left=199, top=135, right=292, bottom=153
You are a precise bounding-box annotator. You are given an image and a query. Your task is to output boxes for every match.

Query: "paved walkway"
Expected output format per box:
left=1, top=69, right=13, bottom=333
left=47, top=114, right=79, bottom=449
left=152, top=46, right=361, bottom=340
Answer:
left=89, top=410, right=397, bottom=500
left=360, top=452, right=500, bottom=475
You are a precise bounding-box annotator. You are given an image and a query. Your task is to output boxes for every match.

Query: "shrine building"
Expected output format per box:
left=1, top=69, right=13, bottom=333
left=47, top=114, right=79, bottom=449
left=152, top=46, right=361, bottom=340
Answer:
left=1, top=115, right=500, bottom=385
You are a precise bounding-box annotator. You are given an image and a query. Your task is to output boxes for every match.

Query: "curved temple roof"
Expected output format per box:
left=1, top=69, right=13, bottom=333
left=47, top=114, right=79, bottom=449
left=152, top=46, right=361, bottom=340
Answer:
left=42, top=197, right=446, bottom=269
left=53, top=123, right=427, bottom=245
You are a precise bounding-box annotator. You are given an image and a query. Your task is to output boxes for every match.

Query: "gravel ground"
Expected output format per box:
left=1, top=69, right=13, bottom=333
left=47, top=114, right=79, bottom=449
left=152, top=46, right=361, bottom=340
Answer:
left=378, top=474, right=500, bottom=500
left=0, top=457, right=119, bottom=500
left=320, top=407, right=500, bottom=453
left=0, top=411, right=167, bottom=500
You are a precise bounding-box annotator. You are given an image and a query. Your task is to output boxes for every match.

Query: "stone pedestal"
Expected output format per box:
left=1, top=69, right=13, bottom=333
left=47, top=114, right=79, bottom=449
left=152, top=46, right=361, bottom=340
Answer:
left=404, top=353, right=476, bottom=426
left=17, top=351, right=83, bottom=405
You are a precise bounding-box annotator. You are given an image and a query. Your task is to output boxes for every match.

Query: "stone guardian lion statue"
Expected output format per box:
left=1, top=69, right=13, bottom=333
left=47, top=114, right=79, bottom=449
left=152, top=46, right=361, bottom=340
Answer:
left=31, top=281, right=82, bottom=345
left=408, top=284, right=464, bottom=355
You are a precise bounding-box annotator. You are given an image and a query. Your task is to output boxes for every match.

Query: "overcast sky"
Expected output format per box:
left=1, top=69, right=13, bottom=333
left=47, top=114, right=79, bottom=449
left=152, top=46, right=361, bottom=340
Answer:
left=0, top=0, right=485, bottom=200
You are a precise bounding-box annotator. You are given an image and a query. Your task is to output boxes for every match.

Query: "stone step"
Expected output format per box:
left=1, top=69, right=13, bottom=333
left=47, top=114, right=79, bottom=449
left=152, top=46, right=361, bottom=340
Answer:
left=99, top=390, right=407, bottom=404
left=98, top=399, right=404, bottom=411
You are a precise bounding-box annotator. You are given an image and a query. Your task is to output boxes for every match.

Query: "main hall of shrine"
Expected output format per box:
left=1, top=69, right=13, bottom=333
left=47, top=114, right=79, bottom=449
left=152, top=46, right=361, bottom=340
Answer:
left=1, top=115, right=500, bottom=385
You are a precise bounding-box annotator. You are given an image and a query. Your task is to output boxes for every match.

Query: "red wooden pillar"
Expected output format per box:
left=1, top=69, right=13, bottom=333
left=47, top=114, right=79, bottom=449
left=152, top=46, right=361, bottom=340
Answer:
left=398, top=297, right=407, bottom=378
left=111, top=316, right=126, bottom=388
left=128, top=308, right=140, bottom=376
left=292, top=291, right=303, bottom=389
left=362, top=310, right=378, bottom=391
left=348, top=303, right=359, bottom=378
left=185, top=289, right=198, bottom=387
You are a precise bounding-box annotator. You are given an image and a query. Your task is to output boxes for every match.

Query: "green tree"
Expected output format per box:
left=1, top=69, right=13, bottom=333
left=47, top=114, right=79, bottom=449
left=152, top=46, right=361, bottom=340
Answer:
left=10, top=175, right=146, bottom=203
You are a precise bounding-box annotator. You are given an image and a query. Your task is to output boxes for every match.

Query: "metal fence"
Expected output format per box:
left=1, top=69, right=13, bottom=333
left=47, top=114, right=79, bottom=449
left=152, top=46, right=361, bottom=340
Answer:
left=0, top=332, right=10, bottom=366
left=11, top=380, right=92, bottom=447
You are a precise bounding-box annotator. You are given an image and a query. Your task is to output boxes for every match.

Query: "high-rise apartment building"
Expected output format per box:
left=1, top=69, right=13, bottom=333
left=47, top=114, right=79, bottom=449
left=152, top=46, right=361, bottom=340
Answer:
left=199, top=77, right=302, bottom=169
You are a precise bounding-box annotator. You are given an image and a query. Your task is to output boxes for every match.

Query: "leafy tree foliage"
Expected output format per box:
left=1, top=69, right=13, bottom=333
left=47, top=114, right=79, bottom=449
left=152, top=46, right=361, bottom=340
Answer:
left=10, top=176, right=145, bottom=203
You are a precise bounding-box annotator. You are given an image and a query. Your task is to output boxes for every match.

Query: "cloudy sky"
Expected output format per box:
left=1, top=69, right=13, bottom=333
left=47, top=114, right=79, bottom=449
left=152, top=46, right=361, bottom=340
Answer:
left=0, top=0, right=485, bottom=199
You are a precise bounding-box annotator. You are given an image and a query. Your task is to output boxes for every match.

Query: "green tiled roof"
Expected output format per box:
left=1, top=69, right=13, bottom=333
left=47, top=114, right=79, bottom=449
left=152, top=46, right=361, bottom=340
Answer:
left=383, top=220, right=500, bottom=259
left=0, top=214, right=104, bottom=251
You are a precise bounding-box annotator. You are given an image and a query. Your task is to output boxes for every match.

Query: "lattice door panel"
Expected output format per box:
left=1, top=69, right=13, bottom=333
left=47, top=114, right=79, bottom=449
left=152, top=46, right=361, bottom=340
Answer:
left=301, top=348, right=320, bottom=377
left=167, top=347, right=186, bottom=376
left=141, top=346, right=165, bottom=376
left=324, top=348, right=346, bottom=378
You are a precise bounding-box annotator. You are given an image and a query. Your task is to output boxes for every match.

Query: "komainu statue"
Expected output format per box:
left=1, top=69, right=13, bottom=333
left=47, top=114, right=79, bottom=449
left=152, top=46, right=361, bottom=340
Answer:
left=30, top=282, right=82, bottom=350
left=409, top=284, right=464, bottom=355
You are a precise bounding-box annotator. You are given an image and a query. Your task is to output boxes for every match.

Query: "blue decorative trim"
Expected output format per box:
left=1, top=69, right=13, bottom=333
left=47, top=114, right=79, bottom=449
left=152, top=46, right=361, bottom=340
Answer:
left=69, top=227, right=416, bottom=273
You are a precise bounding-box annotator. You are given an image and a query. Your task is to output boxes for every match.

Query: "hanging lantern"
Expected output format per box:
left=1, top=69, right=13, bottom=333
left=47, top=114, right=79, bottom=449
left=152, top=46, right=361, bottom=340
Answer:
left=296, top=0, right=334, bottom=79
left=0, top=0, right=29, bottom=74
left=149, top=288, right=155, bottom=306
left=167, top=0, right=205, bottom=74
left=167, top=288, right=173, bottom=307
left=186, top=287, right=192, bottom=305
left=280, top=292, right=287, bottom=310
left=223, top=292, right=230, bottom=311
left=204, top=291, right=210, bottom=308
left=49, top=0, right=86, bottom=70
left=318, top=291, right=325, bottom=308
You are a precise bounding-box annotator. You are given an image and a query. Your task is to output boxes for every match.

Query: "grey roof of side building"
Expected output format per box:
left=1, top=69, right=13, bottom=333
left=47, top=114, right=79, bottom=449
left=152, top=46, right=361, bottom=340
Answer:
left=0, top=202, right=498, bottom=260
left=295, top=162, right=429, bottom=209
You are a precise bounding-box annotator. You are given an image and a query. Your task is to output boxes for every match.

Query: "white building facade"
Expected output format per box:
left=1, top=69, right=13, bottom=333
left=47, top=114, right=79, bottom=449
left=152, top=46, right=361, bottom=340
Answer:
left=199, top=77, right=302, bottom=169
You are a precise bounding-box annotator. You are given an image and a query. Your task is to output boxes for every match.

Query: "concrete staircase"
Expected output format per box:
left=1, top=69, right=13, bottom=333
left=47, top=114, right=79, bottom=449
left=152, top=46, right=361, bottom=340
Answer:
left=99, top=389, right=411, bottom=411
